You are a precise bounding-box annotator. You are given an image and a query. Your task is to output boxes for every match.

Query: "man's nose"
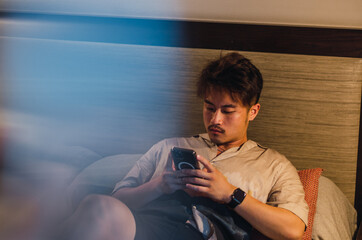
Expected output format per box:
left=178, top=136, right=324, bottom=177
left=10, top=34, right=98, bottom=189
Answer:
left=211, top=110, right=223, bottom=125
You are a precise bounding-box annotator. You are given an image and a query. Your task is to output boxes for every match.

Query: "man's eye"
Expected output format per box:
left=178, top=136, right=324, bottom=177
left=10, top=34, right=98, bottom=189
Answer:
left=222, top=110, right=235, bottom=114
left=207, top=107, right=215, bottom=111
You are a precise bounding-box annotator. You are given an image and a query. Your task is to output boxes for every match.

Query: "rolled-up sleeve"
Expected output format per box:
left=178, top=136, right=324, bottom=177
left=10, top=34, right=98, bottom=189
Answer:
left=112, top=141, right=163, bottom=193
left=267, top=160, right=309, bottom=227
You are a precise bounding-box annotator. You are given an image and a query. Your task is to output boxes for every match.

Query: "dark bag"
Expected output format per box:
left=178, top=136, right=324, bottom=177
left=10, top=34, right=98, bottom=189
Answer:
left=134, top=191, right=251, bottom=240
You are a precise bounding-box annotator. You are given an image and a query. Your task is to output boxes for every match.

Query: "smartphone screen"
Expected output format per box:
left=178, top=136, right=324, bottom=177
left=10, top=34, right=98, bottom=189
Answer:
left=171, top=147, right=199, bottom=170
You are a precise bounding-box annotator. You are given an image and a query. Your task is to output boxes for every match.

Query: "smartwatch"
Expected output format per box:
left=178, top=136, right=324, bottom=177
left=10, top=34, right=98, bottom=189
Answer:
left=226, top=188, right=246, bottom=209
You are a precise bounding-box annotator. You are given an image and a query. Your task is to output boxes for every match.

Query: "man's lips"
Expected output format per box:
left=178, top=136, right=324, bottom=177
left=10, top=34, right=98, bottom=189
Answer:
left=208, top=125, right=225, bottom=134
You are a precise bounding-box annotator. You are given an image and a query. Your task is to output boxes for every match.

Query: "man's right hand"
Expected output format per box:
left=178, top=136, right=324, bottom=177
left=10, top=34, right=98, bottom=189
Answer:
left=112, top=170, right=186, bottom=209
left=156, top=170, right=186, bottom=194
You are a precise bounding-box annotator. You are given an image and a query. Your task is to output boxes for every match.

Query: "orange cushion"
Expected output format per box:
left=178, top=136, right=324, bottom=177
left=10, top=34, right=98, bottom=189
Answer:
left=251, top=168, right=323, bottom=240
left=298, top=168, right=323, bottom=240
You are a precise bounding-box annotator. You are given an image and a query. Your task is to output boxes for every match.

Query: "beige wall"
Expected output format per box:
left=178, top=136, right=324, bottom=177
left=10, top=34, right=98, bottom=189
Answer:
left=2, top=0, right=362, bottom=29
left=117, top=0, right=362, bottom=29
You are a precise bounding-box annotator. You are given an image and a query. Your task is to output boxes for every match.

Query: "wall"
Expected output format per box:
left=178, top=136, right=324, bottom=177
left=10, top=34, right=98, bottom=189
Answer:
left=1, top=0, right=362, bottom=29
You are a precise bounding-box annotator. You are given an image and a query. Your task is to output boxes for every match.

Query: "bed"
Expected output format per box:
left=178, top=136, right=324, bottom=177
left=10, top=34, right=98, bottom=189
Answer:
left=0, top=12, right=361, bottom=240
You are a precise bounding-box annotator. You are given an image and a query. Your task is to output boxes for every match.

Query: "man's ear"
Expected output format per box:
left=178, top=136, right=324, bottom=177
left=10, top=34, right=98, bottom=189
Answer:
left=248, top=103, right=260, bottom=121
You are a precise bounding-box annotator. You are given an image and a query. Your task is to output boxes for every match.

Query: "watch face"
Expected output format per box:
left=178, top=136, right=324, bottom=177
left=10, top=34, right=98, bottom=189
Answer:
left=233, top=188, right=245, bottom=201
left=227, top=188, right=246, bottom=208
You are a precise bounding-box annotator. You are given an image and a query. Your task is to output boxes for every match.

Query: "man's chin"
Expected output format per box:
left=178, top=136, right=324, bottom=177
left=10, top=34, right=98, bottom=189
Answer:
left=208, top=132, right=225, bottom=145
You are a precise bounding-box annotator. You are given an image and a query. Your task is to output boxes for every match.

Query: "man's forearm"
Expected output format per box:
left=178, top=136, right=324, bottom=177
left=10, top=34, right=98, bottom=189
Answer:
left=234, top=195, right=305, bottom=240
left=112, top=178, right=164, bottom=209
left=112, top=171, right=186, bottom=209
left=182, top=155, right=305, bottom=240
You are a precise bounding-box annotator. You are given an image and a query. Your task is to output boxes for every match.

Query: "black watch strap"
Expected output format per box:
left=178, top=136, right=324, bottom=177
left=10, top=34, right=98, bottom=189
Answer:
left=226, top=188, right=246, bottom=209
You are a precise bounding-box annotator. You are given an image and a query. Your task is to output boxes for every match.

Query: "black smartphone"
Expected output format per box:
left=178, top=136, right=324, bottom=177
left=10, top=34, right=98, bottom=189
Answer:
left=171, top=147, right=200, bottom=170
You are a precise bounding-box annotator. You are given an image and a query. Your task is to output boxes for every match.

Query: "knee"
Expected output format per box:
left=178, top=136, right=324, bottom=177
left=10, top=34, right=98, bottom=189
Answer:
left=81, top=194, right=110, bottom=207
left=77, top=194, right=136, bottom=239
left=80, top=194, right=134, bottom=222
left=80, top=194, right=121, bottom=214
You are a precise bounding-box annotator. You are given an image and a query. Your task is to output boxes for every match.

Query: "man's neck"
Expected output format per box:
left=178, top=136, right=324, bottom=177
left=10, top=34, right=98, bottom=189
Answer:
left=217, top=140, right=247, bottom=153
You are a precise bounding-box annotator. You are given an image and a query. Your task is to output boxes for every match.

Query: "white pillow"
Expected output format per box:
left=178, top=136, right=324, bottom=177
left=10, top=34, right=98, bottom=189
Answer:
left=66, top=154, right=142, bottom=209
left=312, top=176, right=357, bottom=239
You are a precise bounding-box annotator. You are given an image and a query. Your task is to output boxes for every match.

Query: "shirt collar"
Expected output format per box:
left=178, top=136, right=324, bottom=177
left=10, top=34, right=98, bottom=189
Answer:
left=198, top=133, right=258, bottom=154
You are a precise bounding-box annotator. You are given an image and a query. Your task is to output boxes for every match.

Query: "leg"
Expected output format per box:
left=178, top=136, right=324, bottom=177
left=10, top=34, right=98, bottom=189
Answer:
left=61, top=194, right=135, bottom=240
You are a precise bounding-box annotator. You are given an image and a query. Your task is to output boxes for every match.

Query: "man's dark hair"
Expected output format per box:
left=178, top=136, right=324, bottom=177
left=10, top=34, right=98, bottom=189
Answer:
left=197, top=52, right=263, bottom=107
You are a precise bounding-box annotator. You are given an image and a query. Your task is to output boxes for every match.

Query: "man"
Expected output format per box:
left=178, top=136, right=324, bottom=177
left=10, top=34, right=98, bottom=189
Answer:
left=64, top=52, right=308, bottom=240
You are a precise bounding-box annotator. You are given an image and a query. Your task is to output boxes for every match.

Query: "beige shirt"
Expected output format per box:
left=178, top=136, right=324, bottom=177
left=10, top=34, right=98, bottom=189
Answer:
left=113, top=133, right=309, bottom=226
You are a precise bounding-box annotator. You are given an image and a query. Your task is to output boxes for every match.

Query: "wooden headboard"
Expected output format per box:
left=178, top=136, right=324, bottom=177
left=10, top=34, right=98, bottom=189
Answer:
left=1, top=12, right=362, bottom=225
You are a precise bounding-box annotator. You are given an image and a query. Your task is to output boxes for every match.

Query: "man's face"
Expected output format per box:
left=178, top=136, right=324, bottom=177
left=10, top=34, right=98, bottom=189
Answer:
left=203, top=89, right=260, bottom=150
